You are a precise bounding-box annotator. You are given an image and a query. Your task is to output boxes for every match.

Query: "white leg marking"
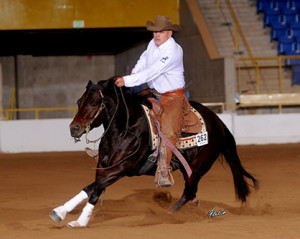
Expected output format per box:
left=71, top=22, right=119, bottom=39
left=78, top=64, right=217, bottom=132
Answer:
left=67, top=202, right=94, bottom=227
left=50, top=205, right=67, bottom=222
left=64, top=190, right=88, bottom=212
left=50, top=190, right=88, bottom=223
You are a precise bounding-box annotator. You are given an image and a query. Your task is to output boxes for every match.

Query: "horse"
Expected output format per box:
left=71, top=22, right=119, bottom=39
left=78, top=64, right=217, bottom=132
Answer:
left=49, top=77, right=258, bottom=227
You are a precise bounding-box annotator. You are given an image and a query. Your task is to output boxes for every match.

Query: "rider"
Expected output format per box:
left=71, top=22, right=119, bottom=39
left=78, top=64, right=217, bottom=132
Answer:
left=115, top=15, right=190, bottom=187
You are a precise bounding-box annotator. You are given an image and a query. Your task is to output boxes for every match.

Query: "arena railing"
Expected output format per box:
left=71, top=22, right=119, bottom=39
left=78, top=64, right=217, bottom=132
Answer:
left=237, top=55, right=300, bottom=113
left=0, top=103, right=226, bottom=120
left=216, top=0, right=300, bottom=112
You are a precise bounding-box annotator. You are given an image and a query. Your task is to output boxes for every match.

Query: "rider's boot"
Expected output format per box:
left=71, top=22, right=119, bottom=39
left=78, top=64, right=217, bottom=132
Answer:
left=155, top=144, right=174, bottom=187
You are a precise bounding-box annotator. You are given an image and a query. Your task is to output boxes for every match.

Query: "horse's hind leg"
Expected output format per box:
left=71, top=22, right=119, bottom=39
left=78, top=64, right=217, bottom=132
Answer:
left=49, top=182, right=95, bottom=223
left=172, top=173, right=202, bottom=211
left=172, top=148, right=219, bottom=211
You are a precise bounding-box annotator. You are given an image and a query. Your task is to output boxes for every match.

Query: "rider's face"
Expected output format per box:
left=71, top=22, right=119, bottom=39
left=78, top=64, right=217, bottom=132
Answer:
left=153, top=30, right=172, bottom=47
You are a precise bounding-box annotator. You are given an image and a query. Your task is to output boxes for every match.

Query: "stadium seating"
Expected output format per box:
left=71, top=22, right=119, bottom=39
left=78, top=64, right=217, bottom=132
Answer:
left=289, top=22, right=300, bottom=38
left=257, top=0, right=275, bottom=13
left=275, top=0, right=292, bottom=9
left=271, top=22, right=289, bottom=41
left=281, top=7, right=298, bottom=26
left=294, top=35, right=300, bottom=51
left=278, top=35, right=295, bottom=54
left=291, top=64, right=300, bottom=84
left=264, top=7, right=281, bottom=26
left=290, top=0, right=300, bottom=10
left=257, top=0, right=300, bottom=85
left=257, top=0, right=300, bottom=55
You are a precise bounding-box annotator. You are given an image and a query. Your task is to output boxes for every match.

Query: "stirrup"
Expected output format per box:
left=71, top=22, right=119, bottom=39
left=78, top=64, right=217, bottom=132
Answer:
left=155, top=167, right=174, bottom=187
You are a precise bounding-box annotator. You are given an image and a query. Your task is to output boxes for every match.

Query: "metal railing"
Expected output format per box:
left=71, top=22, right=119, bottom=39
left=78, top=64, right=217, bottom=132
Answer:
left=0, top=107, right=77, bottom=121
left=0, top=102, right=227, bottom=121
left=216, top=0, right=300, bottom=111
left=238, top=55, right=300, bottom=94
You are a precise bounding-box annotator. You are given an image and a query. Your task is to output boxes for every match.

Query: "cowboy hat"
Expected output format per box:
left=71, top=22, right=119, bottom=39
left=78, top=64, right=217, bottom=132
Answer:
left=146, top=16, right=180, bottom=32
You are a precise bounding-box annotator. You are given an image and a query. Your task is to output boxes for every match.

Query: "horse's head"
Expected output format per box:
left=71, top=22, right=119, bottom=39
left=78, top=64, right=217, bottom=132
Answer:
left=70, top=80, right=106, bottom=141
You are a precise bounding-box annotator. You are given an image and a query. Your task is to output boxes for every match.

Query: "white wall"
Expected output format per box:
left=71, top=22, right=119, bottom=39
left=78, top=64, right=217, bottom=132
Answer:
left=230, top=113, right=300, bottom=144
left=0, top=119, right=104, bottom=153
left=0, top=113, right=300, bottom=153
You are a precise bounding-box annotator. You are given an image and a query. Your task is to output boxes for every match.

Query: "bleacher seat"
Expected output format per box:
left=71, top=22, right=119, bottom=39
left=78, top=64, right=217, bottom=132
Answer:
left=278, top=35, right=295, bottom=54
left=275, top=0, right=291, bottom=9
left=294, top=35, right=300, bottom=50
left=257, top=0, right=275, bottom=13
left=281, top=7, right=299, bottom=26
left=271, top=22, right=289, bottom=41
left=291, top=63, right=300, bottom=84
left=285, top=58, right=300, bottom=65
left=264, top=7, right=281, bottom=26
left=289, top=22, right=300, bottom=38
left=291, top=0, right=300, bottom=10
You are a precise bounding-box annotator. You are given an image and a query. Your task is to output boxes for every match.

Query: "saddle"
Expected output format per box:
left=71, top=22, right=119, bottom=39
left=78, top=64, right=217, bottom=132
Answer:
left=136, top=98, right=208, bottom=175
left=142, top=97, right=208, bottom=151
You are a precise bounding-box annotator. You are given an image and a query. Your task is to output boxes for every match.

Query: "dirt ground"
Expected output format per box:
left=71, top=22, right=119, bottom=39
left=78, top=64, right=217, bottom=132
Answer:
left=0, top=143, right=300, bottom=239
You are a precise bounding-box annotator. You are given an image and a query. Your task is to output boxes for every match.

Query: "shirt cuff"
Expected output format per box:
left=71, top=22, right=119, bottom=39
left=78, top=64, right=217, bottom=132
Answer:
left=123, top=75, right=135, bottom=87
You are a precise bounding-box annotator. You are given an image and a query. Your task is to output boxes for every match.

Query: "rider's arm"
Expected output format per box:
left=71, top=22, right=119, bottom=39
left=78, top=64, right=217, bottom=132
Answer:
left=123, top=46, right=180, bottom=88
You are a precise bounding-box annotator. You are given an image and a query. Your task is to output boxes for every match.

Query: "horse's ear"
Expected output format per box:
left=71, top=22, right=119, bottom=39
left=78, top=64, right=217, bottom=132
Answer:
left=86, top=80, right=93, bottom=89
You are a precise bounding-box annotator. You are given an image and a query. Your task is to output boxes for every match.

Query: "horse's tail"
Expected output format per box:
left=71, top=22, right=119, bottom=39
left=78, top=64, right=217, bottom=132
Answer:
left=221, top=123, right=259, bottom=202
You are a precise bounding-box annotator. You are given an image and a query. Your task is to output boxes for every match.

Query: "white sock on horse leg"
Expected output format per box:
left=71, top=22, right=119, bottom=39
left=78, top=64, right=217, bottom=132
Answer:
left=76, top=202, right=94, bottom=226
left=64, top=190, right=88, bottom=212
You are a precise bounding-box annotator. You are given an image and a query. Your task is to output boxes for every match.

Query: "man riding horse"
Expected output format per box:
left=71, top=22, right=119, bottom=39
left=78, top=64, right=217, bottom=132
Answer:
left=115, top=16, right=200, bottom=187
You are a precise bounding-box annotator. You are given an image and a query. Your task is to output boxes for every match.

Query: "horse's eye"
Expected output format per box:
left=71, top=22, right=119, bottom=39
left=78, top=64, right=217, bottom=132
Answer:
left=92, top=101, right=100, bottom=107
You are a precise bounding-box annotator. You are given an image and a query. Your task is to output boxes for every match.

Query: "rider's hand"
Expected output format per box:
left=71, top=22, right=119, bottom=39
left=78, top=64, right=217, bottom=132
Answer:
left=114, top=77, right=125, bottom=87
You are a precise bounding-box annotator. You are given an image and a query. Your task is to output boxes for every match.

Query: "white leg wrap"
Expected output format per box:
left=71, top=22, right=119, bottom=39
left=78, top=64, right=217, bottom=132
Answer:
left=50, top=190, right=88, bottom=223
left=64, top=190, right=88, bottom=212
left=67, top=202, right=94, bottom=227
left=51, top=205, right=67, bottom=222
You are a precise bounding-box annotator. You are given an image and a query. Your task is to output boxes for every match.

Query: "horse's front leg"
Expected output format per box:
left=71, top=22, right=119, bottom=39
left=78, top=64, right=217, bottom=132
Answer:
left=49, top=182, right=96, bottom=223
left=66, top=167, right=125, bottom=227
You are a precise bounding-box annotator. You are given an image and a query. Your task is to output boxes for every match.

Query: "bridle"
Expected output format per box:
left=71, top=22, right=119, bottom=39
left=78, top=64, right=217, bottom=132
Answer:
left=84, top=87, right=117, bottom=144
left=84, top=84, right=141, bottom=170
left=85, top=100, right=105, bottom=144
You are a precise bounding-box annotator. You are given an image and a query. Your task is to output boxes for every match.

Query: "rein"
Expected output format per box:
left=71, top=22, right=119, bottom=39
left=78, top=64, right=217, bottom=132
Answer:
left=84, top=85, right=120, bottom=144
left=85, top=102, right=105, bottom=144
left=84, top=84, right=141, bottom=170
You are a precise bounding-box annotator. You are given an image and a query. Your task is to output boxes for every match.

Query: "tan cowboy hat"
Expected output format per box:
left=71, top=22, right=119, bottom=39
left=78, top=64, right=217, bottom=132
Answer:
left=146, top=15, right=180, bottom=32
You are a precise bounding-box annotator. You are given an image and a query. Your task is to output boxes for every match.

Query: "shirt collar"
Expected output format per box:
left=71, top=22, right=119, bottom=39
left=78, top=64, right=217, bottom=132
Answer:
left=154, top=37, right=173, bottom=50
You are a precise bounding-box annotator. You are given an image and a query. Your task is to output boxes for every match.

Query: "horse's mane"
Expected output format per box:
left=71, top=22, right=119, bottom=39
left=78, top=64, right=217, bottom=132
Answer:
left=96, top=77, right=153, bottom=108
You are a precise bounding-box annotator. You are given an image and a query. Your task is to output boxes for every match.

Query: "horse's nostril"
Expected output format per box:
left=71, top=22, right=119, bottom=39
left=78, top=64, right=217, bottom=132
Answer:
left=74, top=125, right=80, bottom=130
left=71, top=124, right=81, bottom=133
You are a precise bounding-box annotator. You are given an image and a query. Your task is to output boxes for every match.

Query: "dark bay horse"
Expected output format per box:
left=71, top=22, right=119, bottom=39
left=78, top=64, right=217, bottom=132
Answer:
left=50, top=78, right=258, bottom=227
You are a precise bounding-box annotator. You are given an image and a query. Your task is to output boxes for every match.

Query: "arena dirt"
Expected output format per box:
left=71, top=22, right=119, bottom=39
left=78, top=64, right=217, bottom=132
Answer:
left=0, top=144, right=299, bottom=238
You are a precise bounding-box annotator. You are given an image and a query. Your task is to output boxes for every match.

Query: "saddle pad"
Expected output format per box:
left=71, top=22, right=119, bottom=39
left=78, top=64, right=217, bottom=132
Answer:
left=141, top=105, right=208, bottom=151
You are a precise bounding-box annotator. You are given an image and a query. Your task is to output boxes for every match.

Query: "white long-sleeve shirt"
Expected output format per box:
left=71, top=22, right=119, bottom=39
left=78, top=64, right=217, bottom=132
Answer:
left=123, top=37, right=185, bottom=94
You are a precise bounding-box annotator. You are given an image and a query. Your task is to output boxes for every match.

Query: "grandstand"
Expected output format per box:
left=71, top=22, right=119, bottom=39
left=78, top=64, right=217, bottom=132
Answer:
left=199, top=0, right=300, bottom=114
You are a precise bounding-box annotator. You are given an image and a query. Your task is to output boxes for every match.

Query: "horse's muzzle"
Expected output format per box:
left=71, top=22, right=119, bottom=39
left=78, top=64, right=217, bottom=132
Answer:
left=70, top=124, right=84, bottom=138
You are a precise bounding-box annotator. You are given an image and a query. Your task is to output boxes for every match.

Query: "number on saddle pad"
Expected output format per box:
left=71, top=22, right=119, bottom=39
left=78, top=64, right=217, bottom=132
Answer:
left=196, top=132, right=208, bottom=147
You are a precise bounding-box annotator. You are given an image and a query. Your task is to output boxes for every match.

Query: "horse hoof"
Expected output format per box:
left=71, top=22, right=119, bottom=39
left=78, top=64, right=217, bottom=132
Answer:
left=67, top=221, right=84, bottom=228
left=191, top=198, right=200, bottom=207
left=49, top=210, right=63, bottom=223
left=49, top=206, right=67, bottom=222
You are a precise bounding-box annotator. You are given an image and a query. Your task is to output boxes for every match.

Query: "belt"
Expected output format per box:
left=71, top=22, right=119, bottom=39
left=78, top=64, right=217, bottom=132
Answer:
left=152, top=88, right=185, bottom=98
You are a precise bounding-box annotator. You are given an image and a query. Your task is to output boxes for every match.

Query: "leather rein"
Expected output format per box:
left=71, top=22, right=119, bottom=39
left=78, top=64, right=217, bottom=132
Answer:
left=84, top=84, right=141, bottom=170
